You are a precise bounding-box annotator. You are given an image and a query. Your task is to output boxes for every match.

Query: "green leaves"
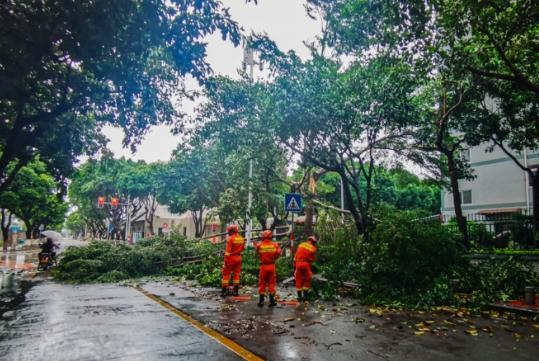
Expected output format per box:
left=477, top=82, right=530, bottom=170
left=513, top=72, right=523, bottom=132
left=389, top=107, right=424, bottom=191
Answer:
left=0, top=0, right=243, bottom=192
left=0, top=159, right=67, bottom=235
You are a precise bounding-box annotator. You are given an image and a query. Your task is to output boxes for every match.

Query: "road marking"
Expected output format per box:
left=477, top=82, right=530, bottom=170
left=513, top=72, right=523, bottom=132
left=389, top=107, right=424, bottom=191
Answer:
left=134, top=286, right=265, bottom=361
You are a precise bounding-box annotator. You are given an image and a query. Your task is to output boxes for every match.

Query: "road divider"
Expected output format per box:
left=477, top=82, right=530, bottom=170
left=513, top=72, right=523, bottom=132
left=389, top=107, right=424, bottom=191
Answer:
left=133, top=286, right=265, bottom=361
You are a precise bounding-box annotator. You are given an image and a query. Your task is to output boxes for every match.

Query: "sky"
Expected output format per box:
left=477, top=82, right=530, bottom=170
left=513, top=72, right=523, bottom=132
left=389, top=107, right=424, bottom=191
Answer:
left=103, top=0, right=321, bottom=163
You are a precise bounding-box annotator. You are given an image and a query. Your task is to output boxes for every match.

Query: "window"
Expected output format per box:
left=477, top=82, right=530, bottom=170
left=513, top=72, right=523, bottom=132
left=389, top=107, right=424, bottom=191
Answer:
left=461, top=190, right=472, bottom=204
left=459, top=149, right=470, bottom=162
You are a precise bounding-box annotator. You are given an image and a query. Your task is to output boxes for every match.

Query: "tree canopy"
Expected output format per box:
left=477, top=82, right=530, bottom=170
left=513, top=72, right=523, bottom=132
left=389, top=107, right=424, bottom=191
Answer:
left=0, top=0, right=243, bottom=194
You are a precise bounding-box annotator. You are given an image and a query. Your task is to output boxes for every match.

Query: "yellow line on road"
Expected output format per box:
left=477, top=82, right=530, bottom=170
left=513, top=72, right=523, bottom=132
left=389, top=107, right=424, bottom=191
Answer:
left=134, top=286, right=265, bottom=361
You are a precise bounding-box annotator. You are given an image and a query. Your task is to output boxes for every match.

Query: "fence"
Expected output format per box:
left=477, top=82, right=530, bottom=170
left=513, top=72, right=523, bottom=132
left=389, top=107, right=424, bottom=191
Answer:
left=442, top=211, right=536, bottom=249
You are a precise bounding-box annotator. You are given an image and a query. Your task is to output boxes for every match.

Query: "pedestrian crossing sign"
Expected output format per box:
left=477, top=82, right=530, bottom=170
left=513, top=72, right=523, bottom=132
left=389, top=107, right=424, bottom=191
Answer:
left=285, top=193, right=302, bottom=212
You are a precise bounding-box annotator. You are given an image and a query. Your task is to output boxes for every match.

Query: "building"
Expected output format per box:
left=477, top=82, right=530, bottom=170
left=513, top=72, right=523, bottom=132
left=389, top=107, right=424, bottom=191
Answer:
left=441, top=144, right=538, bottom=217
left=129, top=205, right=221, bottom=242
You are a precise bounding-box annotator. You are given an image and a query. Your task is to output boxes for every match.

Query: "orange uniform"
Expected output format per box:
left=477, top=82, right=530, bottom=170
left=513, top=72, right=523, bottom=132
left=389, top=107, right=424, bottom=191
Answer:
left=221, top=232, right=245, bottom=288
left=294, top=241, right=317, bottom=292
left=256, top=239, right=282, bottom=295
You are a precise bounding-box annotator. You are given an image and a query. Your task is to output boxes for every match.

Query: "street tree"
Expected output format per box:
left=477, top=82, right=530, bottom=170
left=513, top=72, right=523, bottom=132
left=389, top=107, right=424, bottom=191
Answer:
left=68, top=155, right=147, bottom=240
left=196, top=77, right=292, bottom=231
left=156, top=143, right=227, bottom=238
left=0, top=160, right=67, bottom=239
left=313, top=0, right=539, bottom=238
left=265, top=53, right=420, bottom=237
left=65, top=210, right=86, bottom=238
left=0, top=0, right=243, bottom=193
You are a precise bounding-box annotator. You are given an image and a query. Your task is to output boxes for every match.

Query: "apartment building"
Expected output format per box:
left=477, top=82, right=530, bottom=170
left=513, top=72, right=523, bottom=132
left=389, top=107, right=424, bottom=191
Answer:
left=441, top=144, right=538, bottom=217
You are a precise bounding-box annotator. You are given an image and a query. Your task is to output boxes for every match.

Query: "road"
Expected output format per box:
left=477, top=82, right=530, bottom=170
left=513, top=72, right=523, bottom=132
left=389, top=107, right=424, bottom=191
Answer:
left=0, top=281, right=241, bottom=361
left=0, top=241, right=537, bottom=361
left=0, top=239, right=244, bottom=361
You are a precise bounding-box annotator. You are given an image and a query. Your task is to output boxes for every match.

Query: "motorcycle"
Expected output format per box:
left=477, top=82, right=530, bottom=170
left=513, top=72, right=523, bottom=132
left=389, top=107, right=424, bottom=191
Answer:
left=37, top=252, right=57, bottom=270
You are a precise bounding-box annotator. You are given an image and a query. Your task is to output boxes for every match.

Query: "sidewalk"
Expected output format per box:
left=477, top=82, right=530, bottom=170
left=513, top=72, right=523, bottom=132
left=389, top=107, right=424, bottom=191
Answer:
left=137, top=280, right=538, bottom=361
left=490, top=297, right=539, bottom=316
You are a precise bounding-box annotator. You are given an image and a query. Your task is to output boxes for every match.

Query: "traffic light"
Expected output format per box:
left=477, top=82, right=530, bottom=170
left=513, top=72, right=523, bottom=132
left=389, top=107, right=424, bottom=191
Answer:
left=110, top=197, right=119, bottom=209
left=97, top=196, right=105, bottom=208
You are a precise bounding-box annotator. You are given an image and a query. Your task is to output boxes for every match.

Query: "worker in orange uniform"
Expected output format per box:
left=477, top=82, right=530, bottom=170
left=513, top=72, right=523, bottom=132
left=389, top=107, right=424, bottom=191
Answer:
left=294, top=235, right=318, bottom=301
left=221, top=224, right=245, bottom=297
left=255, top=230, right=282, bottom=307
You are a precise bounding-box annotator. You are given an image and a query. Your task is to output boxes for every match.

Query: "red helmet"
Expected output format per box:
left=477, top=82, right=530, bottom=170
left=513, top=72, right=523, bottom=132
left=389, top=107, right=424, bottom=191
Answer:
left=226, top=224, right=239, bottom=234
left=261, top=230, right=273, bottom=240
left=307, top=235, right=318, bottom=244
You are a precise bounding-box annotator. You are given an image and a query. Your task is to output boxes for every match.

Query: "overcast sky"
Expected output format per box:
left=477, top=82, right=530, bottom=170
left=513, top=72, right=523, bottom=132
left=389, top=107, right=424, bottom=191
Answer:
left=103, top=0, right=320, bottom=163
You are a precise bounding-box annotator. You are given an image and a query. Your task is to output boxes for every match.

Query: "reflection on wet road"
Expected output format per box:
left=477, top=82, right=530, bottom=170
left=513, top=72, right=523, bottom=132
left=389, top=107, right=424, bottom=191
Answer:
left=0, top=282, right=240, bottom=361
left=0, top=253, right=36, bottom=271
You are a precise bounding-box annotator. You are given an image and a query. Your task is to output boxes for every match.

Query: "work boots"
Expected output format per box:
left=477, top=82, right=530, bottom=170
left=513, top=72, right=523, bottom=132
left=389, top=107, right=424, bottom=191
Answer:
left=220, top=287, right=228, bottom=298
left=269, top=294, right=277, bottom=307
left=233, top=285, right=239, bottom=297
left=297, top=290, right=304, bottom=302
left=257, top=295, right=265, bottom=307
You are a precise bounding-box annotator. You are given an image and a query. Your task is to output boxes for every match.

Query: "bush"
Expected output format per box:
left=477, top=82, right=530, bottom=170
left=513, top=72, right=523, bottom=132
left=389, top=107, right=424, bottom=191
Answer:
left=358, top=207, right=465, bottom=304
left=455, top=256, right=538, bottom=305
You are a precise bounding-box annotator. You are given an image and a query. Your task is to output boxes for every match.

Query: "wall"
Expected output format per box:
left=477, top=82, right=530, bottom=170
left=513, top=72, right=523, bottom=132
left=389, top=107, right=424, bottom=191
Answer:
left=442, top=143, right=538, bottom=215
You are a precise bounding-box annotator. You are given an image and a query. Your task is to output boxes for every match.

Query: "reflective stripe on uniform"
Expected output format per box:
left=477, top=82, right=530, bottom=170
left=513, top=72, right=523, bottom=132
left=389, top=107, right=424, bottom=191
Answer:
left=299, top=243, right=315, bottom=252
left=258, top=245, right=277, bottom=253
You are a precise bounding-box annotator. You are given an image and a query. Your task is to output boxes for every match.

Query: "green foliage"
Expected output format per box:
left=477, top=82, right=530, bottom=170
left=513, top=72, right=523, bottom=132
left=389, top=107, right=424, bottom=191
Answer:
left=0, top=0, right=242, bottom=193
left=455, top=257, right=538, bottom=305
left=165, top=243, right=293, bottom=286
left=65, top=211, right=86, bottom=236
left=0, top=159, right=67, bottom=236
left=475, top=249, right=539, bottom=256
left=196, top=77, right=291, bottom=230
left=156, top=144, right=226, bottom=238
left=312, top=208, right=538, bottom=308
left=68, top=155, right=160, bottom=239
left=359, top=208, right=465, bottom=303
left=56, top=233, right=295, bottom=287
left=55, top=237, right=191, bottom=282
left=316, top=168, right=441, bottom=215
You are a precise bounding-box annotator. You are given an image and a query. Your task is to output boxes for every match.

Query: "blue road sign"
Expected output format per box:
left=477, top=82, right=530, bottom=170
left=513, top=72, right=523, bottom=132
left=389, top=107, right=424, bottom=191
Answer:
left=285, top=193, right=302, bottom=212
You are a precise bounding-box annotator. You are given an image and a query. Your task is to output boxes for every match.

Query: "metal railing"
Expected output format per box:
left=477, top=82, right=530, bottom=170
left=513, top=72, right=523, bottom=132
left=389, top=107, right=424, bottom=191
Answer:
left=442, top=211, right=536, bottom=249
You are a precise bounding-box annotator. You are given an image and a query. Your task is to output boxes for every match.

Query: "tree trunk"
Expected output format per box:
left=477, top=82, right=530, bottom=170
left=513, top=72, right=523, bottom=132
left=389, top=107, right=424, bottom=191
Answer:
left=144, top=197, right=157, bottom=237
left=257, top=216, right=268, bottom=230
left=192, top=210, right=204, bottom=238
left=531, top=171, right=539, bottom=247
left=446, top=153, right=469, bottom=248
left=339, top=171, right=364, bottom=235
left=1, top=209, right=12, bottom=251
left=303, top=200, right=315, bottom=237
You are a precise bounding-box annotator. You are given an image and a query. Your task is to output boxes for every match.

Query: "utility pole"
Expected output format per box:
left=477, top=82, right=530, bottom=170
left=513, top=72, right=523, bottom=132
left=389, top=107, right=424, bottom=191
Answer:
left=242, top=45, right=258, bottom=246
left=125, top=194, right=131, bottom=244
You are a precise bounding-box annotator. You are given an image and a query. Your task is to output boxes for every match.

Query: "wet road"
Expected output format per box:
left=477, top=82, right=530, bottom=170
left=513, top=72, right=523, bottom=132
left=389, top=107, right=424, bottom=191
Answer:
left=143, top=282, right=539, bottom=361
left=0, top=282, right=240, bottom=361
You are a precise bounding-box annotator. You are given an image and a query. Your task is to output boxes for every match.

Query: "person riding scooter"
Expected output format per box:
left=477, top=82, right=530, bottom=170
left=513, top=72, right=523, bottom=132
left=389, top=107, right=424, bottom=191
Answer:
left=38, top=237, right=59, bottom=267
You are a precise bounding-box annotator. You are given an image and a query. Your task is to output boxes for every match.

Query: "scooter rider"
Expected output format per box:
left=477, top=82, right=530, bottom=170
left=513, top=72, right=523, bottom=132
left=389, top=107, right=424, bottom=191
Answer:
left=39, top=237, right=59, bottom=262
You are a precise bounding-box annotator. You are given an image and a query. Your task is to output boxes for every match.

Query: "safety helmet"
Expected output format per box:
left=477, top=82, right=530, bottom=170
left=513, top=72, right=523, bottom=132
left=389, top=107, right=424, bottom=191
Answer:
left=261, top=230, right=273, bottom=240
left=226, top=224, right=239, bottom=234
left=307, top=235, right=318, bottom=244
